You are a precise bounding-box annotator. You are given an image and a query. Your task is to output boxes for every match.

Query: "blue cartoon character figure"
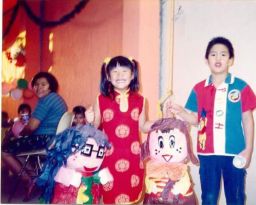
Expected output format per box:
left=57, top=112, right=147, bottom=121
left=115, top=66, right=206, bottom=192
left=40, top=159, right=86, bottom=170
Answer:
left=36, top=125, right=113, bottom=204
left=141, top=118, right=198, bottom=205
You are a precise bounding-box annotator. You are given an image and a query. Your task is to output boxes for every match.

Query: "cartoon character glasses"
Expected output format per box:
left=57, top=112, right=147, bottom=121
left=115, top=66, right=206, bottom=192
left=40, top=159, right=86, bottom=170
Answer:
left=81, top=144, right=106, bottom=159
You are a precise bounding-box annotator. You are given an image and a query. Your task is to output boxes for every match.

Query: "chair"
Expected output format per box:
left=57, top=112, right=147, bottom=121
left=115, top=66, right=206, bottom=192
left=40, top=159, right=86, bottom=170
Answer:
left=8, top=111, right=73, bottom=202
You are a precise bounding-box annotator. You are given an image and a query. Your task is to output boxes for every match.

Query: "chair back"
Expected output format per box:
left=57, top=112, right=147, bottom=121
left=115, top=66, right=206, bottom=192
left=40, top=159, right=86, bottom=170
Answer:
left=56, top=112, right=73, bottom=135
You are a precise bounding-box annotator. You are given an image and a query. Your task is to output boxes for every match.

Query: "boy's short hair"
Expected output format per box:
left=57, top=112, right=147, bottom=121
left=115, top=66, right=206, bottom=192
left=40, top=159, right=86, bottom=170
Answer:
left=72, top=105, right=86, bottom=116
left=205, top=36, right=234, bottom=59
left=18, top=103, right=31, bottom=114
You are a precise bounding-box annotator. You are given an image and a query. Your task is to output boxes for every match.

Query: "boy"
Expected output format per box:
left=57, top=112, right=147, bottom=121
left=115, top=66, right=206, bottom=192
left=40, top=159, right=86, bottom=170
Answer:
left=169, top=37, right=256, bottom=205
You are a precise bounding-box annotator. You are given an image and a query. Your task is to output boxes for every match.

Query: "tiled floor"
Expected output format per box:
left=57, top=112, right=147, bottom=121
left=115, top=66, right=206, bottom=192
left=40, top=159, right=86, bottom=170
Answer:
left=1, top=168, right=41, bottom=204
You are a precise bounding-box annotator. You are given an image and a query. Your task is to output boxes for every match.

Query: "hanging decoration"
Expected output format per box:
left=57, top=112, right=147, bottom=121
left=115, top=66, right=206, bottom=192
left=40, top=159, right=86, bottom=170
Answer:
left=2, top=31, right=26, bottom=85
left=6, top=44, right=26, bottom=67
left=3, top=0, right=90, bottom=38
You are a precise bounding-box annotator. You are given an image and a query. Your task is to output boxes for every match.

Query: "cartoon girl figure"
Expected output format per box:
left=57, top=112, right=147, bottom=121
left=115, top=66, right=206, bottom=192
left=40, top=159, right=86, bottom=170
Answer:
left=141, top=118, right=198, bottom=205
left=36, top=125, right=113, bottom=204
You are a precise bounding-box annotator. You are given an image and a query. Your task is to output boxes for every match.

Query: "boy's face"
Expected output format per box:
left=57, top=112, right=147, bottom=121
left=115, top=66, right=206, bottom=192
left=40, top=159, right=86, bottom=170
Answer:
left=73, top=113, right=86, bottom=126
left=206, top=43, right=234, bottom=75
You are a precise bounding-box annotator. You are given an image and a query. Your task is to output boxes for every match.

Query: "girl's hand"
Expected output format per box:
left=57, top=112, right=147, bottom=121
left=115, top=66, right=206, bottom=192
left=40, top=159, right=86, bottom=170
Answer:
left=85, top=106, right=95, bottom=124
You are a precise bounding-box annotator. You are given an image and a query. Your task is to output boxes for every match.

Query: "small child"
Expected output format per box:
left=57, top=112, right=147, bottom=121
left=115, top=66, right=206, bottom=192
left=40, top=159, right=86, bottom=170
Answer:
left=72, top=105, right=87, bottom=129
left=169, top=37, right=256, bottom=205
left=12, top=103, right=31, bottom=138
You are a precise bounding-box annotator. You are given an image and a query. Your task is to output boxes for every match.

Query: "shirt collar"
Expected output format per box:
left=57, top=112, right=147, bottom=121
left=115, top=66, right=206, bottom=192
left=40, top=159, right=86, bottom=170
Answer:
left=204, top=73, right=234, bottom=87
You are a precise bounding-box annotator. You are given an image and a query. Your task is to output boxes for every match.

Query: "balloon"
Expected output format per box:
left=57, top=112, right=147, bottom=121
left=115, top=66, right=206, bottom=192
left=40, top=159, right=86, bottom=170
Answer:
left=23, top=88, right=34, bottom=99
left=2, top=82, right=12, bottom=96
left=12, top=121, right=25, bottom=138
left=17, top=78, right=28, bottom=89
left=10, top=88, right=23, bottom=100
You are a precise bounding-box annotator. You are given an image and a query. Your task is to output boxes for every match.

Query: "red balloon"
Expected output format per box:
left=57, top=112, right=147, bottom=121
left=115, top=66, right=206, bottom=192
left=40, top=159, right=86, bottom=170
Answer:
left=23, top=88, right=34, bottom=99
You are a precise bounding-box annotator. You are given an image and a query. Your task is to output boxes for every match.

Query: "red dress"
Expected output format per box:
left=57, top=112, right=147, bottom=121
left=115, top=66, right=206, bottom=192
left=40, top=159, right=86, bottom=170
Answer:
left=99, top=91, right=144, bottom=204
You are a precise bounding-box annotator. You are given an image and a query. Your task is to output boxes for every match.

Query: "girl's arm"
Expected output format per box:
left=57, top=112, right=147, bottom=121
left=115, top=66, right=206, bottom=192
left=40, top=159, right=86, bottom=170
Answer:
left=139, top=98, right=154, bottom=133
left=86, top=98, right=101, bottom=128
left=93, top=99, right=101, bottom=128
left=240, top=110, right=254, bottom=168
left=19, top=117, right=40, bottom=136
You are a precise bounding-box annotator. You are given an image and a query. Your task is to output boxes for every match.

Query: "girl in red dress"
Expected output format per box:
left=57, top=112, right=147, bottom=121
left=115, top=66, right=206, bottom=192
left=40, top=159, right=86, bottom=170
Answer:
left=86, top=56, right=153, bottom=204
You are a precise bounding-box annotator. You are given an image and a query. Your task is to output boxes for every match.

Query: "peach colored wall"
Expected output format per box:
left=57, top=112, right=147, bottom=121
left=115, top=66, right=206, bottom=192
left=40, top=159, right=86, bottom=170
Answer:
left=50, top=0, right=159, bottom=120
left=50, top=0, right=123, bottom=110
left=122, top=0, right=160, bottom=122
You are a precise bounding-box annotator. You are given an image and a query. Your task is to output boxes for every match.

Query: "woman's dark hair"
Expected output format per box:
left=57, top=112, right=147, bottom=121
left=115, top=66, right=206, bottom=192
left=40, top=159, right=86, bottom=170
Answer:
left=100, top=56, right=139, bottom=97
left=72, top=105, right=86, bottom=117
left=205, top=36, right=234, bottom=59
left=31, top=72, right=59, bottom=92
left=18, top=103, right=31, bottom=114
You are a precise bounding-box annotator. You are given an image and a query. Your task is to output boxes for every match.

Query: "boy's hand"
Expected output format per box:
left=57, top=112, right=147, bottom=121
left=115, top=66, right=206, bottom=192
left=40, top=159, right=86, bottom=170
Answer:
left=85, top=106, right=95, bottom=124
left=162, top=97, right=174, bottom=118
left=238, top=149, right=253, bottom=169
left=161, top=94, right=175, bottom=118
left=169, top=103, right=185, bottom=116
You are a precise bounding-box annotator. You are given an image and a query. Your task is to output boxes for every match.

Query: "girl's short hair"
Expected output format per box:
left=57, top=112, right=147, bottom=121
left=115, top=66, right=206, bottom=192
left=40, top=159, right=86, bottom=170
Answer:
left=100, top=56, right=139, bottom=97
left=205, top=36, right=234, bottom=59
left=31, top=72, right=59, bottom=92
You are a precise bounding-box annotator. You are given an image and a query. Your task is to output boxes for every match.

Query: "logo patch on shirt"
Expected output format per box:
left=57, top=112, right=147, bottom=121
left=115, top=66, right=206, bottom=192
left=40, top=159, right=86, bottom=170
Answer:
left=228, top=89, right=240, bottom=103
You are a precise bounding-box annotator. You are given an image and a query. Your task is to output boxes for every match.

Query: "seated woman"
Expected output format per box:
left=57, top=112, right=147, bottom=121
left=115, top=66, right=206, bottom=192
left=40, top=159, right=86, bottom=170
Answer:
left=2, top=71, right=67, bottom=200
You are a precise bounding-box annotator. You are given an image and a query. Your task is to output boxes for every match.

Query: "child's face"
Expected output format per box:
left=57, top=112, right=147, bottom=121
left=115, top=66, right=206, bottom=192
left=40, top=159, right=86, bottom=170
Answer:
left=108, top=65, right=134, bottom=92
left=19, top=109, right=30, bottom=123
left=206, top=43, right=234, bottom=75
left=73, top=113, right=86, bottom=126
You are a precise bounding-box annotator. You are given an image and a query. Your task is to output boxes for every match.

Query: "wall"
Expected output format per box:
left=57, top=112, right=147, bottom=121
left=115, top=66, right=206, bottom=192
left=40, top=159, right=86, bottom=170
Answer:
left=47, top=0, right=159, bottom=123
left=172, top=1, right=256, bottom=204
left=2, top=0, right=160, bottom=123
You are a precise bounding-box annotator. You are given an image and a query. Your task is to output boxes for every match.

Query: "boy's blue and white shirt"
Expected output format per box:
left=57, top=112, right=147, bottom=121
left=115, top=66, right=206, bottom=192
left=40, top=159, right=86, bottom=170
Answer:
left=185, top=73, right=256, bottom=155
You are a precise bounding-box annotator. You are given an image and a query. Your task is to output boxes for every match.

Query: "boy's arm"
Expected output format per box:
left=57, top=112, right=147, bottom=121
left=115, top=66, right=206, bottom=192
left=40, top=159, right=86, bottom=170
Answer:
left=240, top=110, right=254, bottom=168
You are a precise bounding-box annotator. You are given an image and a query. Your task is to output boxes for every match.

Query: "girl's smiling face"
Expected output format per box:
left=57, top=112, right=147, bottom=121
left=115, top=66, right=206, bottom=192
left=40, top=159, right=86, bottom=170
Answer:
left=33, top=77, right=51, bottom=98
left=206, top=43, right=234, bottom=75
left=108, top=65, right=134, bottom=93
